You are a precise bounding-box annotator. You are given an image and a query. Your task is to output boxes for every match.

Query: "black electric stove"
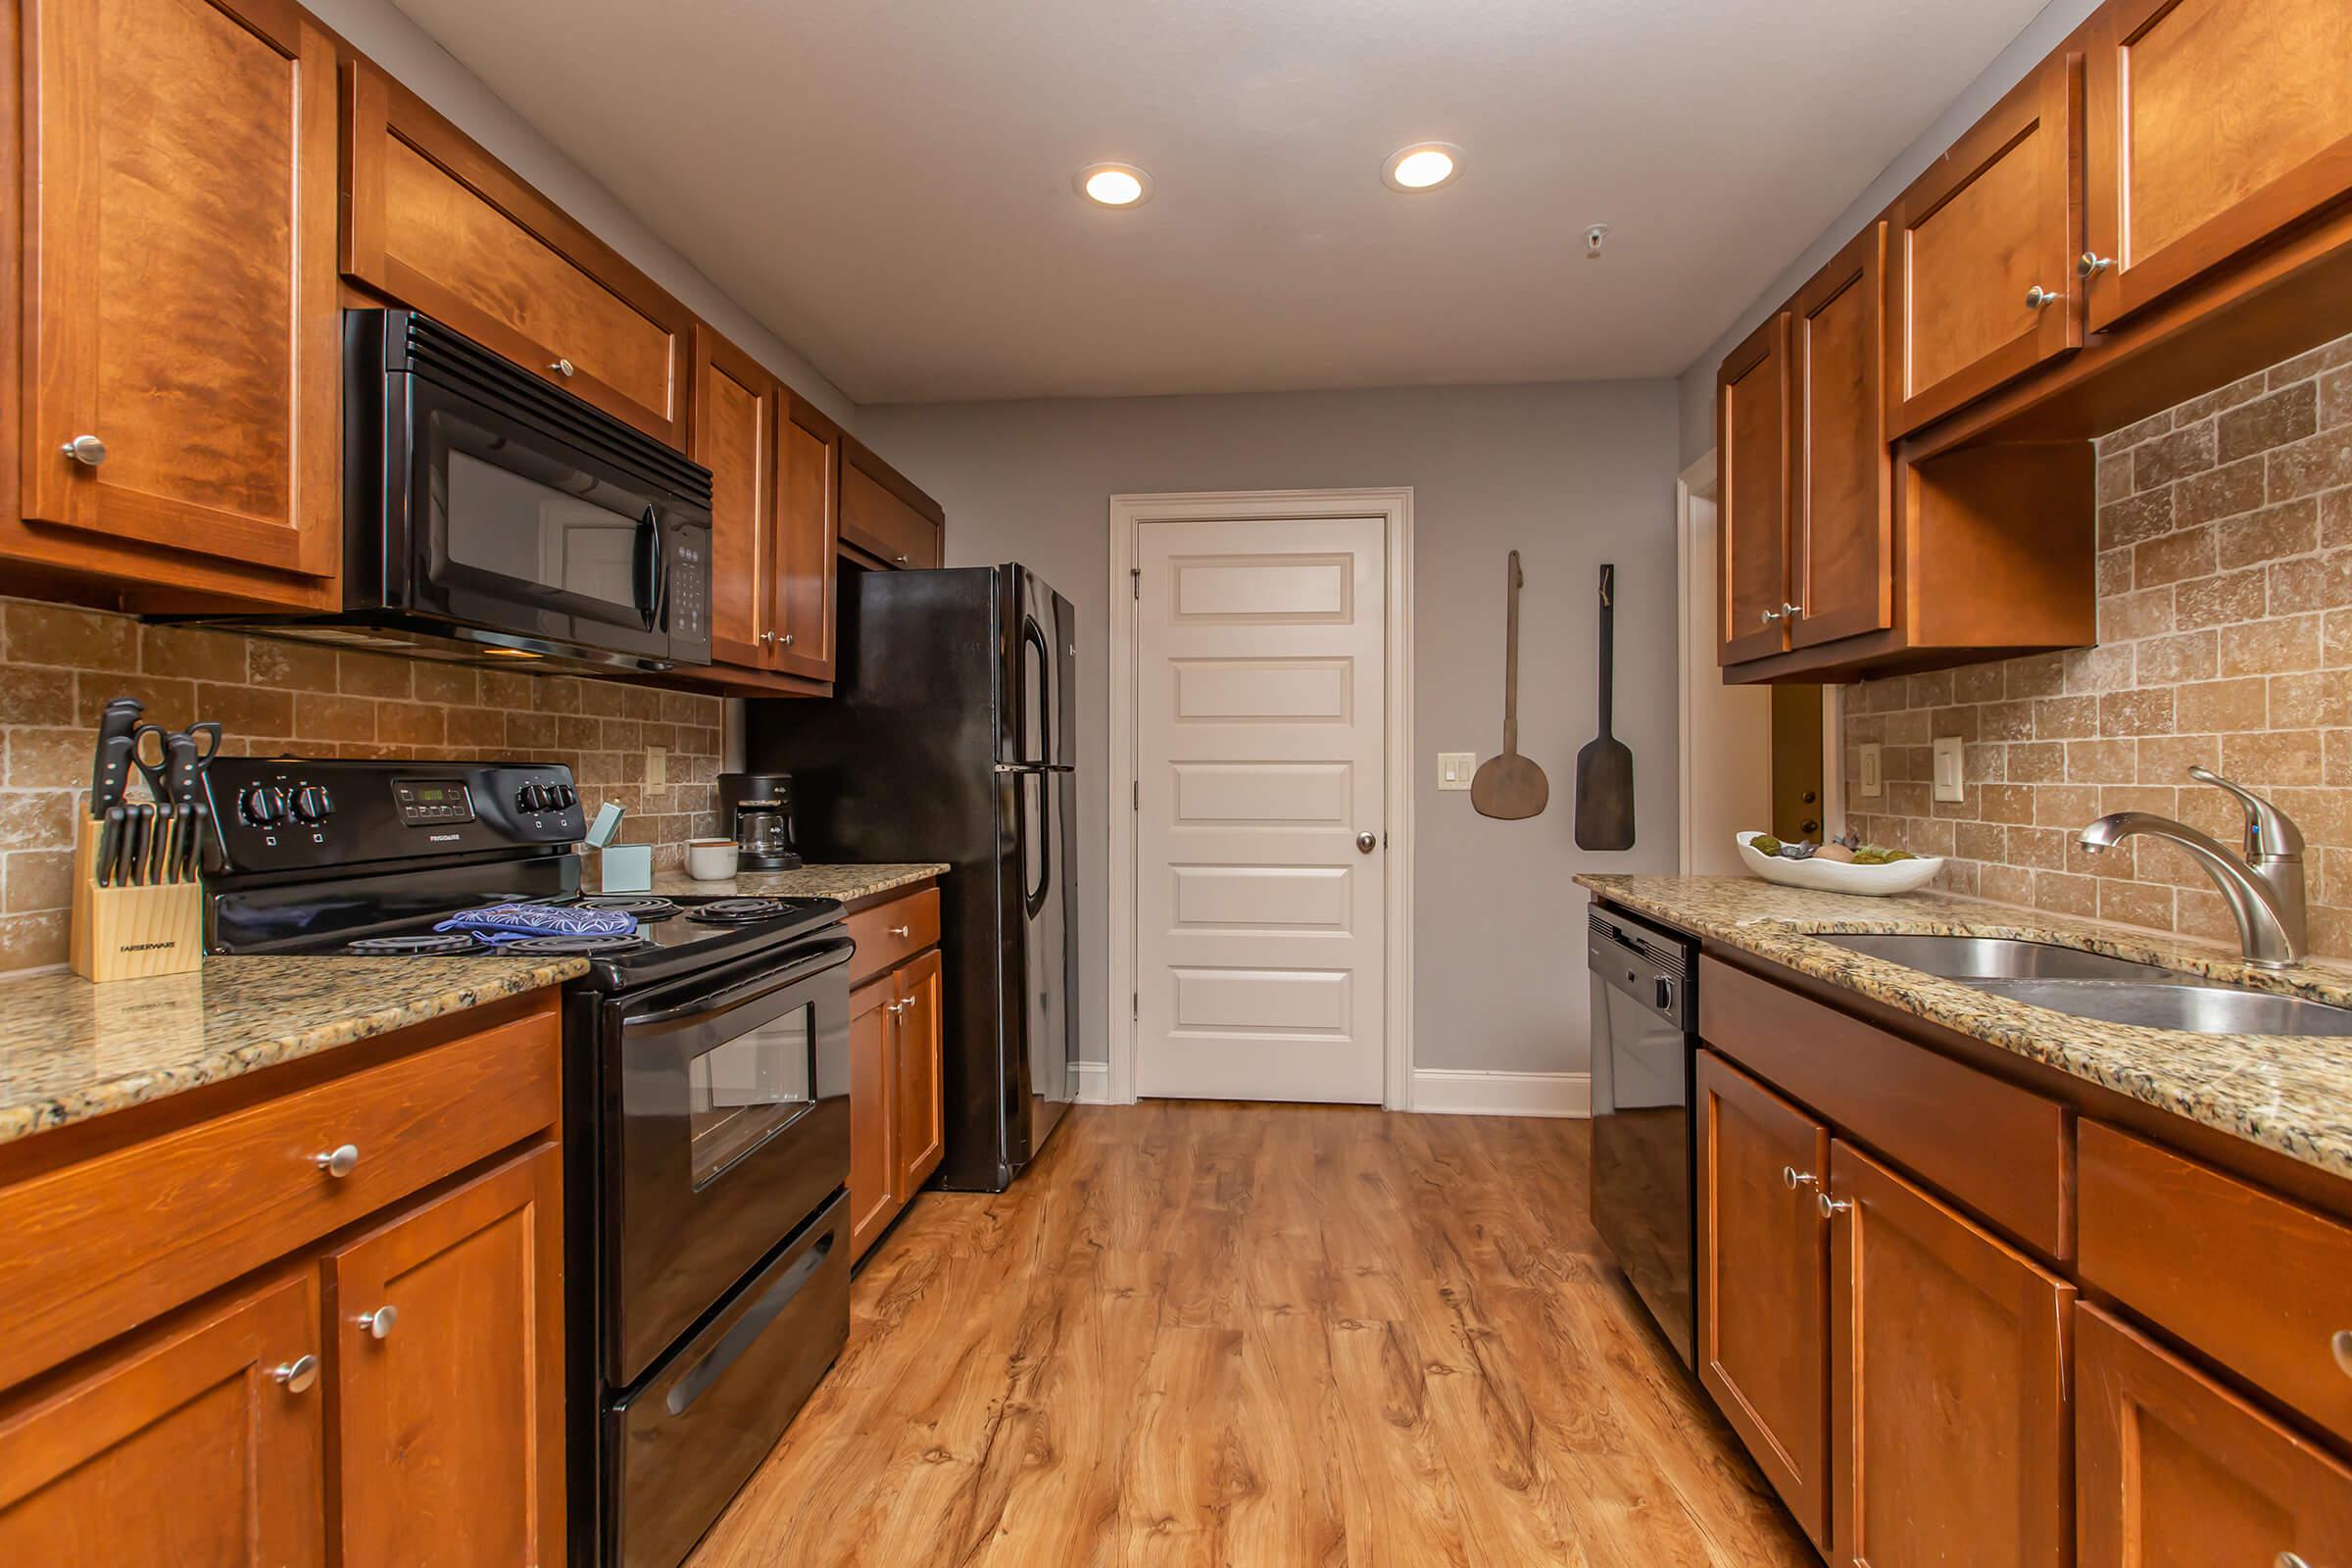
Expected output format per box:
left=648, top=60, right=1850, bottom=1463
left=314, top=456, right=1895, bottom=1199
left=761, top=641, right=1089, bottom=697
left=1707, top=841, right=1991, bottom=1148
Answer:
left=202, top=757, right=855, bottom=1568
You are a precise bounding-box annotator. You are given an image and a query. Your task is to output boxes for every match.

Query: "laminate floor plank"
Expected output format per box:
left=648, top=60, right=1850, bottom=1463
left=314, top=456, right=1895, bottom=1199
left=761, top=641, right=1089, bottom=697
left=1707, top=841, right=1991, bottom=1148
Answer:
left=685, top=1102, right=1815, bottom=1568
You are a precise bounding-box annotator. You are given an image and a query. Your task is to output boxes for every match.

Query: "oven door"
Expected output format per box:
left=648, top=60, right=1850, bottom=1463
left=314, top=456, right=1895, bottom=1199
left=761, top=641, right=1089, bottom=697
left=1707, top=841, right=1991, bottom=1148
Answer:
left=605, top=934, right=852, bottom=1387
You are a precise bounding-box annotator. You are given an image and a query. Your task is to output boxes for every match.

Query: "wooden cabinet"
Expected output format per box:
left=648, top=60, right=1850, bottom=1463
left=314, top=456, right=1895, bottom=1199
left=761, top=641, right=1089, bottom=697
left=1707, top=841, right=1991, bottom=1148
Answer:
left=7, top=0, right=340, bottom=604
left=342, top=64, right=694, bottom=449
left=0, top=1271, right=324, bottom=1564
left=841, top=437, right=945, bottom=570
left=1694, top=1049, right=1831, bottom=1547
left=844, top=884, right=948, bottom=1261
left=2083, top=0, right=2352, bottom=332
left=1717, top=313, right=1792, bottom=665
left=1886, top=48, right=2082, bottom=435
left=775, top=393, right=843, bottom=682
left=2077, top=1302, right=2352, bottom=1567
left=1827, top=1141, right=2071, bottom=1568
left=1788, top=223, right=1891, bottom=648
left=328, top=1146, right=564, bottom=1568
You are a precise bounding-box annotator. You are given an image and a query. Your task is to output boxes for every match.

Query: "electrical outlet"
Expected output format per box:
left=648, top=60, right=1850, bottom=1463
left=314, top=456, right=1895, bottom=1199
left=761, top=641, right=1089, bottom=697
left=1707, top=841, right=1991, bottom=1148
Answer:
left=1857, top=743, right=1884, bottom=799
left=1438, top=752, right=1477, bottom=791
left=646, top=745, right=667, bottom=787
left=1932, top=735, right=1965, bottom=804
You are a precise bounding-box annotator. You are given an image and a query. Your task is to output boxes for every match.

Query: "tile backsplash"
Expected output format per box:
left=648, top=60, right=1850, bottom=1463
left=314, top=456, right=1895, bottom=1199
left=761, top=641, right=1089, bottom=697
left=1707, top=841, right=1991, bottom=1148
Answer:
left=1844, top=328, right=2352, bottom=957
left=0, top=598, right=722, bottom=974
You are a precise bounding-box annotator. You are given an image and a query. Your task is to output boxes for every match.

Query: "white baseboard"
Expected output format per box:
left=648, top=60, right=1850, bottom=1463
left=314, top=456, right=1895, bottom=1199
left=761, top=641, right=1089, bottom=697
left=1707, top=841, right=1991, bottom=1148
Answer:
left=1409, top=1068, right=1592, bottom=1118
left=1071, top=1058, right=1114, bottom=1103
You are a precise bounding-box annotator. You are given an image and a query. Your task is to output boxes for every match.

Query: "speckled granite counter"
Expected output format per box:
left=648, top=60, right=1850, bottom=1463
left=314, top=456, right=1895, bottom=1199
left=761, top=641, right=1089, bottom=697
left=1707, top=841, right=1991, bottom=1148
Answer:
left=650, top=862, right=948, bottom=905
left=0, top=956, right=585, bottom=1148
left=1577, top=875, right=2352, bottom=1182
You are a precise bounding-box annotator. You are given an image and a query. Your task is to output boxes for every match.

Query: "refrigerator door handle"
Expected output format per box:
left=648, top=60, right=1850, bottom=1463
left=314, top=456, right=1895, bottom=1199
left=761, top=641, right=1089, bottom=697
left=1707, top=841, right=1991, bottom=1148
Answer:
left=994, top=762, right=1074, bottom=773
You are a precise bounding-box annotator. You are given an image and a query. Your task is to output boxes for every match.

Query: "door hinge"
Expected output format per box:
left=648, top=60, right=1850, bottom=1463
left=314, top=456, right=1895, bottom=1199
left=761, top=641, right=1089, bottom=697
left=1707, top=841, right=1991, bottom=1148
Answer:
left=1131, top=566, right=1141, bottom=600
left=1133, top=780, right=1139, bottom=810
left=1132, top=992, right=1140, bottom=1020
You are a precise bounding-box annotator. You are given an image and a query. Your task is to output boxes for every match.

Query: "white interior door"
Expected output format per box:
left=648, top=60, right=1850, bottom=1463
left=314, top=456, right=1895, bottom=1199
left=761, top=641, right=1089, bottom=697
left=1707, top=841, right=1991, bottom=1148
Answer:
left=1133, top=515, right=1387, bottom=1102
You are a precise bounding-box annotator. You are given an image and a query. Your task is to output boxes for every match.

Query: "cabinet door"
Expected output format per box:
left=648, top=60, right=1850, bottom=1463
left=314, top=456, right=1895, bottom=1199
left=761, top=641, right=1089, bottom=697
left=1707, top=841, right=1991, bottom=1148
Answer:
left=848, top=975, right=899, bottom=1260
left=2084, top=0, right=2352, bottom=332
left=775, top=394, right=843, bottom=682
left=0, top=1271, right=322, bottom=1564
left=19, top=0, right=338, bottom=590
left=840, top=441, right=944, bottom=570
left=1717, top=312, right=1792, bottom=665
left=2077, top=1302, right=2352, bottom=1567
left=1790, top=224, right=1892, bottom=649
left=328, top=1145, right=563, bottom=1568
left=1827, top=1141, right=2071, bottom=1568
left=343, top=66, right=693, bottom=448
left=893, top=949, right=946, bottom=1196
left=1886, top=50, right=2082, bottom=435
left=692, top=324, right=779, bottom=669
left=1694, top=1049, right=1831, bottom=1547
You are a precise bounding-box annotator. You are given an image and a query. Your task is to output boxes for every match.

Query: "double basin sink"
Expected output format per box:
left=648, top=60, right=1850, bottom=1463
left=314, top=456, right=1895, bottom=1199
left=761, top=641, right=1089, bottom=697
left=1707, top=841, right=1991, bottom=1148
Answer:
left=1819, top=934, right=2352, bottom=1037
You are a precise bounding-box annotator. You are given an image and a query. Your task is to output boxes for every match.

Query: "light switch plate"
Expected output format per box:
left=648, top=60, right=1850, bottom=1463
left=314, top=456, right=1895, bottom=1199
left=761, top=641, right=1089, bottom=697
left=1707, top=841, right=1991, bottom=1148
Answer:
left=1932, top=735, right=1965, bottom=803
left=1857, top=743, right=1884, bottom=799
left=646, top=745, right=667, bottom=787
left=1438, top=752, right=1477, bottom=791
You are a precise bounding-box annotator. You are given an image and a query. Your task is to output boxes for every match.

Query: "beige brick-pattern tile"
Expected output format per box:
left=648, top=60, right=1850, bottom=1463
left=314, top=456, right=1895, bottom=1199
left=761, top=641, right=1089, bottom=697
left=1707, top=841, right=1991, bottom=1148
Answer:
left=1840, top=328, right=2352, bottom=958
left=0, top=596, right=724, bottom=975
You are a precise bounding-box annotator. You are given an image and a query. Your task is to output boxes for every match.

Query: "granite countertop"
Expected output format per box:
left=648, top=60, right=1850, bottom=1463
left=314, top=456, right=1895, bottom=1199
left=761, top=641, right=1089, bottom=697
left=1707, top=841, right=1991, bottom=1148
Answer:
left=0, top=956, right=585, bottom=1150
left=1577, top=874, right=2352, bottom=1182
left=650, top=861, right=948, bottom=905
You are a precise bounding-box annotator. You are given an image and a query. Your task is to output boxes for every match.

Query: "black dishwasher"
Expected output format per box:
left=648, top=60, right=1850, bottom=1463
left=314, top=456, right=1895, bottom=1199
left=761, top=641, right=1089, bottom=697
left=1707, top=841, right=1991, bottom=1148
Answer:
left=1587, top=904, right=1698, bottom=1365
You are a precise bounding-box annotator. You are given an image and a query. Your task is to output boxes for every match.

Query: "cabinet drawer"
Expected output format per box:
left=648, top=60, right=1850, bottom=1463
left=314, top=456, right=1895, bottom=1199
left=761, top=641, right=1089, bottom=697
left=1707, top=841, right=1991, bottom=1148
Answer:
left=840, top=457, right=942, bottom=569
left=0, top=1006, right=559, bottom=1392
left=846, top=887, right=940, bottom=987
left=2079, top=1121, right=2352, bottom=1446
left=1697, top=956, right=2072, bottom=1257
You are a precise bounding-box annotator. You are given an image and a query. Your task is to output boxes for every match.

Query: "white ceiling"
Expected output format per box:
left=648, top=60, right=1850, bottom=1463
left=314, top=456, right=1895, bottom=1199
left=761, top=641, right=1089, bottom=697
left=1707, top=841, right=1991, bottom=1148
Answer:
left=393, top=0, right=2047, bottom=405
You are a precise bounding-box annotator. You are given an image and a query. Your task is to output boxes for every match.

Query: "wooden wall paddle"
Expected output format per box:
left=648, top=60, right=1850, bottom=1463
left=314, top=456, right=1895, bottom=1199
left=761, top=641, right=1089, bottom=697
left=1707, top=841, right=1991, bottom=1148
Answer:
left=1472, top=551, right=1547, bottom=820
left=1575, top=563, right=1635, bottom=849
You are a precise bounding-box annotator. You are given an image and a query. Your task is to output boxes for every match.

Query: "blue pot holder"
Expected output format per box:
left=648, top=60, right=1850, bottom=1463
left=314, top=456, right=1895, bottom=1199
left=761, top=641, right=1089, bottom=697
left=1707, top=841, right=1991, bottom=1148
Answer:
left=434, top=903, right=639, bottom=945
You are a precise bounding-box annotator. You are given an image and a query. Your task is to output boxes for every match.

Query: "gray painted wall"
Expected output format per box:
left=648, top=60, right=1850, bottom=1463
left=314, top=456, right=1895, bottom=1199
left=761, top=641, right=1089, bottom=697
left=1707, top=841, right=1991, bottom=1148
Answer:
left=860, top=381, right=1682, bottom=1087
left=306, top=0, right=858, bottom=429
left=1672, top=0, right=2103, bottom=466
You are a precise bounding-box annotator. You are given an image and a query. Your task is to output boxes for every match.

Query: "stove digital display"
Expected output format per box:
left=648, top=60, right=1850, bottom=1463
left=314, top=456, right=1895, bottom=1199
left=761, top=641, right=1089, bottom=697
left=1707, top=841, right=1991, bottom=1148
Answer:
left=394, top=778, right=476, bottom=827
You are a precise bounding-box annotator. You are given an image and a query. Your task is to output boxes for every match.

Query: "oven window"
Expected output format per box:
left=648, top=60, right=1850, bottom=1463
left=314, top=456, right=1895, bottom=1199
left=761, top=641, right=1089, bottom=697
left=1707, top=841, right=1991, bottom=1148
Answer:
left=445, top=449, right=646, bottom=612
left=688, top=1002, right=815, bottom=1186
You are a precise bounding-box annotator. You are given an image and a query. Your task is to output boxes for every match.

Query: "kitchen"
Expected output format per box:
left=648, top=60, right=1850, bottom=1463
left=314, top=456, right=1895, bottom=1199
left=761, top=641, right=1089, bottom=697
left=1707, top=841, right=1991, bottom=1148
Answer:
left=0, top=0, right=2349, bottom=1564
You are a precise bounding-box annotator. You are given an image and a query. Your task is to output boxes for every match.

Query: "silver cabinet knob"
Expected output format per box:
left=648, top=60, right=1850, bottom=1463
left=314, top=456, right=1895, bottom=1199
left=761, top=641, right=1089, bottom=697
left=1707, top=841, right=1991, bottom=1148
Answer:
left=313, top=1144, right=360, bottom=1179
left=1780, top=601, right=1802, bottom=617
left=1817, top=1192, right=1852, bottom=1218
left=1782, top=1166, right=1816, bottom=1191
left=2078, top=252, right=2114, bottom=278
left=271, top=1353, right=318, bottom=1394
left=60, top=434, right=107, bottom=466
left=356, top=1304, right=398, bottom=1341
left=2026, top=285, right=2061, bottom=310
left=1355, top=831, right=1379, bottom=854
left=2278, top=1555, right=2310, bottom=1568
left=2332, top=1328, right=2352, bottom=1378
left=759, top=630, right=775, bottom=645
left=889, top=924, right=911, bottom=937
left=893, top=554, right=911, bottom=565
left=781, top=632, right=795, bottom=647
left=549, top=358, right=575, bottom=378
left=1760, top=607, right=1785, bottom=625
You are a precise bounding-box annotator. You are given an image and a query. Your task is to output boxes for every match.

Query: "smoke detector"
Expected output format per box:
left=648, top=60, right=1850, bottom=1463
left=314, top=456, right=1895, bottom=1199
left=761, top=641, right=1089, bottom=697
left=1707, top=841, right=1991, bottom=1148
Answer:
left=1584, top=223, right=1611, bottom=259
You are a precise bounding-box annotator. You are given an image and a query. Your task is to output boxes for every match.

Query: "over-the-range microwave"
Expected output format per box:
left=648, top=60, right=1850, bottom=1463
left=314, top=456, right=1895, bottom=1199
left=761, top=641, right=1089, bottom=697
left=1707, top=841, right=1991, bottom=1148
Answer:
left=191, top=309, right=711, bottom=675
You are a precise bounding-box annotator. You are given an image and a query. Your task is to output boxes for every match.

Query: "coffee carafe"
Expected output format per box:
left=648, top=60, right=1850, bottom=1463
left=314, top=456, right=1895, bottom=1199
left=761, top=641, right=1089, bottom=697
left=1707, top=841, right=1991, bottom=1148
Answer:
left=717, top=772, right=803, bottom=871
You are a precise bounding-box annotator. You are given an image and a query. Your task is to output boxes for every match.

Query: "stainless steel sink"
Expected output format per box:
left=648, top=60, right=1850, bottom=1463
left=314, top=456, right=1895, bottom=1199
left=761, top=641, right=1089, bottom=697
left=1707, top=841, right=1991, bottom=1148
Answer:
left=1819, top=934, right=2164, bottom=981
left=1969, top=978, right=2352, bottom=1037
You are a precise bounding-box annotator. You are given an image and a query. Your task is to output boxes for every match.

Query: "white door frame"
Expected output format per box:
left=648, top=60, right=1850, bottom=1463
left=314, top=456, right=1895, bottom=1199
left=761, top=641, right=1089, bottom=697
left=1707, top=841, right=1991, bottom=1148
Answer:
left=1105, top=488, right=1415, bottom=1109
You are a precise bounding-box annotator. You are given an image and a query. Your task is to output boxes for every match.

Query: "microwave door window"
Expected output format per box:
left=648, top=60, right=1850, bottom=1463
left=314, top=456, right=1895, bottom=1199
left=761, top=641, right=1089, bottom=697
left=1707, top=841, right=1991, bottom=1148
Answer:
left=444, top=450, right=647, bottom=628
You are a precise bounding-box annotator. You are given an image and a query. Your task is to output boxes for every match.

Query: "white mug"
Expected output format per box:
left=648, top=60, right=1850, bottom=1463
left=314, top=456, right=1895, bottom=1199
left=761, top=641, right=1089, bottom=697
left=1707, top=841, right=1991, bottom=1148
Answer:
left=685, top=839, right=739, bottom=882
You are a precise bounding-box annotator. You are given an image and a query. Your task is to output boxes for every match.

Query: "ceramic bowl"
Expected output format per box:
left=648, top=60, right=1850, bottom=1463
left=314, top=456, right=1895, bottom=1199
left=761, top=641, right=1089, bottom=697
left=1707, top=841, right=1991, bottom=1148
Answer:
left=684, top=839, right=740, bottom=882
left=1735, top=831, right=1943, bottom=897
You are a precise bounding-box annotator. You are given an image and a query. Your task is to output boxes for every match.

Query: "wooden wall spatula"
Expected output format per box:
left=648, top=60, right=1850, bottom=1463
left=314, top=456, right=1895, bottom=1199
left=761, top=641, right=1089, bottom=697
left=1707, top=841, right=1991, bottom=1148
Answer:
left=1575, top=563, right=1636, bottom=850
left=1472, top=551, right=1548, bottom=820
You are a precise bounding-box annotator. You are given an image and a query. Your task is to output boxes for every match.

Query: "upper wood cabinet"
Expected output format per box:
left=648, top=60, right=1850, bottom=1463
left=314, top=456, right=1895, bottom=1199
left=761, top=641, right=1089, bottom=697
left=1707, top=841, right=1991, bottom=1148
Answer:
left=776, top=393, right=843, bottom=682
left=1788, top=223, right=1892, bottom=649
left=693, top=324, right=780, bottom=669
left=1827, top=1141, right=2070, bottom=1568
left=1716, top=313, right=1792, bottom=665
left=10, top=0, right=339, bottom=602
left=0, top=1271, right=323, bottom=1564
left=342, top=64, right=694, bottom=448
left=1886, top=49, right=2082, bottom=435
left=841, top=437, right=945, bottom=570
left=2082, top=0, right=2352, bottom=332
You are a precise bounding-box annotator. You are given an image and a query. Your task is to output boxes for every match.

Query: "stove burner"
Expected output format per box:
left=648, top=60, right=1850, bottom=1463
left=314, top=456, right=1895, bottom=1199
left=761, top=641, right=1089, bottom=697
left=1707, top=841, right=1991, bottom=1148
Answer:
left=576, top=896, right=680, bottom=920
left=504, top=933, right=656, bottom=957
left=347, top=931, right=485, bottom=956
left=688, top=897, right=791, bottom=925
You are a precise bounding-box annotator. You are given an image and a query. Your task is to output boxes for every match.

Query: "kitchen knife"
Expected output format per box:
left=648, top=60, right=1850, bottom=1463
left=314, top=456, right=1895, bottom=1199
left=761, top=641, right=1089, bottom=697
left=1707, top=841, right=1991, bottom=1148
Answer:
left=96, top=805, right=126, bottom=890
left=90, top=698, right=142, bottom=819
left=120, top=807, right=145, bottom=889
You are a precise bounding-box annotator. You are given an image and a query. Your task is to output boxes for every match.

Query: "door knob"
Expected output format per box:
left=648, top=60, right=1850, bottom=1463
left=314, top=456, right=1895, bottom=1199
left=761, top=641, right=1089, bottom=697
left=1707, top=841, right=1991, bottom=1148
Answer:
left=1355, top=832, right=1378, bottom=854
left=1817, top=1193, right=1852, bottom=1219
left=1782, top=1165, right=1816, bottom=1191
left=549, top=358, right=576, bottom=378
left=355, top=1305, right=398, bottom=1341
left=313, top=1144, right=360, bottom=1179
left=2026, top=285, right=2061, bottom=310
left=60, top=434, right=107, bottom=466
left=2078, top=252, right=2114, bottom=278
left=271, top=1354, right=318, bottom=1394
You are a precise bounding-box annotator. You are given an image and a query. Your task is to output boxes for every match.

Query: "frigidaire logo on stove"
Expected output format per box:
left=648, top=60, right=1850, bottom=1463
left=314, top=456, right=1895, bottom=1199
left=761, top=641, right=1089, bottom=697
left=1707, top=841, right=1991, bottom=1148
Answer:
left=428, top=833, right=461, bottom=842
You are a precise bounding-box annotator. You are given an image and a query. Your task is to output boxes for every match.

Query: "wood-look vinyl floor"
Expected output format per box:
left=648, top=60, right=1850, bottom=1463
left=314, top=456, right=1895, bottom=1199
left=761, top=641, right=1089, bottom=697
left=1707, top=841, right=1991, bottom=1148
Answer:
left=686, top=1102, right=1816, bottom=1568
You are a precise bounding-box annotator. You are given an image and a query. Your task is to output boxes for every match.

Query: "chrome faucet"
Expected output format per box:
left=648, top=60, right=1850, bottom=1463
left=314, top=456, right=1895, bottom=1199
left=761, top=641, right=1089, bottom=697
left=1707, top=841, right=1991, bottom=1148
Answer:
left=2077, top=767, right=2307, bottom=967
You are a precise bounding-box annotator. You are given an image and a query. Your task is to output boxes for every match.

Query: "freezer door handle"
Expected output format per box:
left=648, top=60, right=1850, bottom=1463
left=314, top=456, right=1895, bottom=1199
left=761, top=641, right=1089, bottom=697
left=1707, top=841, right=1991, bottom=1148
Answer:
left=994, top=762, right=1075, bottom=773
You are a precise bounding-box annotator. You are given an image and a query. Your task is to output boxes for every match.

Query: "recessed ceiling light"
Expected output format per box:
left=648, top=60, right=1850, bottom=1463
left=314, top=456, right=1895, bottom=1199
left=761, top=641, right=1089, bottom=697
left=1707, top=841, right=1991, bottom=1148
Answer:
left=1383, top=143, right=1461, bottom=193
left=1076, top=163, right=1153, bottom=208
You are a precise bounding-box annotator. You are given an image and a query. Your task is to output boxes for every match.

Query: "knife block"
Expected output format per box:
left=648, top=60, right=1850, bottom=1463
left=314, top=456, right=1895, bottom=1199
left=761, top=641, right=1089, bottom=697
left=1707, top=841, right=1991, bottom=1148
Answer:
left=69, top=816, right=203, bottom=983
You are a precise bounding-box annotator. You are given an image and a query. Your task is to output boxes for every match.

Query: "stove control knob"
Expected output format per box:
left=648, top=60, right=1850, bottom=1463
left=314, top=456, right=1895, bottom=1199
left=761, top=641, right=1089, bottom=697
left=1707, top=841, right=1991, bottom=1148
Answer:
left=552, top=784, right=577, bottom=810
left=291, top=784, right=332, bottom=824
left=242, top=784, right=289, bottom=826
left=515, top=783, right=547, bottom=812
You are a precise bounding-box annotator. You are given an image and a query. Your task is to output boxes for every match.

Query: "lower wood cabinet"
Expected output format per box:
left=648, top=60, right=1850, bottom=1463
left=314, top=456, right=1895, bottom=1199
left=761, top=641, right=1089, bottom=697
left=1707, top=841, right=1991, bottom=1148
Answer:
left=846, top=887, right=947, bottom=1261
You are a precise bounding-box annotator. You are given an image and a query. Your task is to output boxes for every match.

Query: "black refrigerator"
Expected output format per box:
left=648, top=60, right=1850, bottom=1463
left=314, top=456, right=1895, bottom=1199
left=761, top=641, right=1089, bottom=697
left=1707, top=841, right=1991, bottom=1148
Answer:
left=745, top=564, right=1077, bottom=1191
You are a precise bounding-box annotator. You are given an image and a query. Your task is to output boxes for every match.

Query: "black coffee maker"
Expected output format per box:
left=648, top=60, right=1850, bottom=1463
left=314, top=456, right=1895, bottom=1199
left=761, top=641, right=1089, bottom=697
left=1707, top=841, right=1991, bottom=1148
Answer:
left=717, top=772, right=803, bottom=871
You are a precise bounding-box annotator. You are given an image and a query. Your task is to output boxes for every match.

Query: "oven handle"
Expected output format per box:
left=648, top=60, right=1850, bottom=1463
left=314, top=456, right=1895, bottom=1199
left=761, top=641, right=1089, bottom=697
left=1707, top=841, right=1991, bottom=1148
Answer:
left=623, top=937, right=852, bottom=1028
left=663, top=1230, right=834, bottom=1416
